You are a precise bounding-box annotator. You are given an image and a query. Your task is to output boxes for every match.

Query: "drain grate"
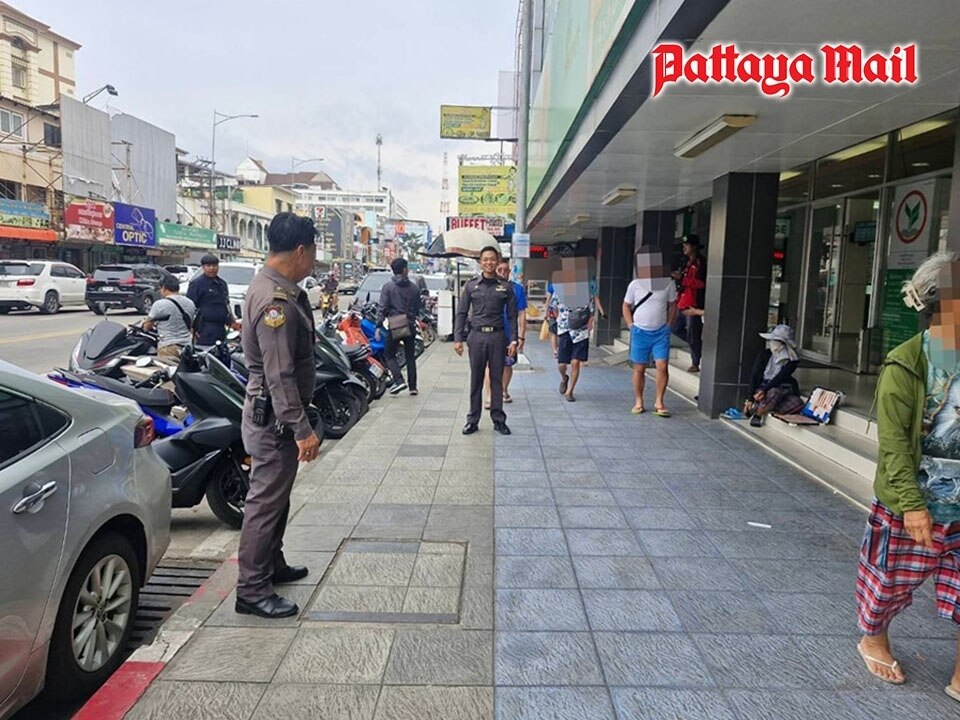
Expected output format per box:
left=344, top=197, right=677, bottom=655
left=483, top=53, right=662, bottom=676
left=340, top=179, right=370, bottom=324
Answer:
left=126, top=561, right=217, bottom=651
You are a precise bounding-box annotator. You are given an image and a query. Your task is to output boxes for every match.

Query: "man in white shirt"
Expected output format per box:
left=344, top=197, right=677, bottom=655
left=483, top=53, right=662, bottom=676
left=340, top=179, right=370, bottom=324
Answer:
left=622, top=247, right=677, bottom=417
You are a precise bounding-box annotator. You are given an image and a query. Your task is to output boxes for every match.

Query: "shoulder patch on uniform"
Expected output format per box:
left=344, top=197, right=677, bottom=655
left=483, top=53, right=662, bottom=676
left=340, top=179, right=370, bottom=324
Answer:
left=272, top=287, right=289, bottom=301
left=263, top=304, right=286, bottom=328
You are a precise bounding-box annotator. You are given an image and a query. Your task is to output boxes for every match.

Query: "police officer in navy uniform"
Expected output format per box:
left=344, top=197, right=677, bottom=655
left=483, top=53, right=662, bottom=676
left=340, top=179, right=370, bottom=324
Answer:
left=187, top=253, right=240, bottom=346
left=455, top=245, right=518, bottom=435
left=235, top=213, right=321, bottom=619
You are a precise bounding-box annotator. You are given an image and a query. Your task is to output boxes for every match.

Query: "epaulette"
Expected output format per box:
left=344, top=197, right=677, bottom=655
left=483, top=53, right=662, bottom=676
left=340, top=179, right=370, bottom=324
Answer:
left=272, top=287, right=289, bottom=301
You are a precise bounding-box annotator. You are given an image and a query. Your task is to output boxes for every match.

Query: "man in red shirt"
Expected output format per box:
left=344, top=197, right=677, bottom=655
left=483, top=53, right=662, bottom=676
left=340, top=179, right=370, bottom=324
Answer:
left=671, top=234, right=706, bottom=372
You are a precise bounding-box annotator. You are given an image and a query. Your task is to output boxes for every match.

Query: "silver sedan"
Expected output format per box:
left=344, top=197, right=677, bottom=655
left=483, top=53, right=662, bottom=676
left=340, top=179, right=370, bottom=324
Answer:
left=0, top=360, right=171, bottom=719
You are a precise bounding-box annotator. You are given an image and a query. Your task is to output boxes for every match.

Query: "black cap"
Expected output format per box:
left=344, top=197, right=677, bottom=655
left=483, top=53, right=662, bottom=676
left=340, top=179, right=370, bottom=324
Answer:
left=681, top=234, right=702, bottom=248
left=200, top=253, right=219, bottom=265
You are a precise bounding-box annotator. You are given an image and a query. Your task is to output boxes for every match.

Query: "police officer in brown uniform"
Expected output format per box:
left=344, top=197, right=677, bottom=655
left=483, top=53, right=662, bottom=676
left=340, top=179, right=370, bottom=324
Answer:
left=455, top=245, right=518, bottom=435
left=236, top=212, right=322, bottom=619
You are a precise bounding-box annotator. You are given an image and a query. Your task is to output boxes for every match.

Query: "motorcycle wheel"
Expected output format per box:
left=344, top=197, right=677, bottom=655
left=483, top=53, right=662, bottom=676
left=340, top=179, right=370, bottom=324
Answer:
left=315, top=384, right=361, bottom=439
left=354, top=368, right=376, bottom=402
left=205, top=449, right=249, bottom=529
left=421, top=324, right=437, bottom=347
left=373, top=371, right=389, bottom=399
left=414, top=338, right=425, bottom=358
left=347, top=382, right=369, bottom=417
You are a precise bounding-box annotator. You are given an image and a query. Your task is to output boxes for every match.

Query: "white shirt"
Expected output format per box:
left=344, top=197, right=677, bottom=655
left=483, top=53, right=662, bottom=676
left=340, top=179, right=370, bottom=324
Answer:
left=623, top=278, right=676, bottom=330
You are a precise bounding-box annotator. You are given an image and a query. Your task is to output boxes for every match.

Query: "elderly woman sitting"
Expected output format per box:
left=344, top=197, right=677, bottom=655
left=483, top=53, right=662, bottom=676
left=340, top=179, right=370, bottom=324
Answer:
left=743, top=324, right=802, bottom=427
left=856, top=251, right=960, bottom=702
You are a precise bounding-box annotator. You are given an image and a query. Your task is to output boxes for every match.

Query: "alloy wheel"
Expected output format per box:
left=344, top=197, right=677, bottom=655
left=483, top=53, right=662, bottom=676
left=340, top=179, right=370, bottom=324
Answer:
left=71, top=554, right=133, bottom=672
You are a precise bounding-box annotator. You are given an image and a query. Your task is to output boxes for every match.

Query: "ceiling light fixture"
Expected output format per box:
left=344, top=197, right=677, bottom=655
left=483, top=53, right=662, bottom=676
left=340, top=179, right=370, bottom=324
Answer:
left=601, top=185, right=637, bottom=206
left=911, top=161, right=931, bottom=168
left=867, top=173, right=881, bottom=179
left=673, top=114, right=756, bottom=159
left=552, top=228, right=566, bottom=237
left=569, top=214, right=591, bottom=226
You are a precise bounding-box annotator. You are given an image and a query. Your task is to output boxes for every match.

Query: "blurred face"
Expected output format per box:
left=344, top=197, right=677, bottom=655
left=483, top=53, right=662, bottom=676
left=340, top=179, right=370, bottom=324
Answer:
left=636, top=251, right=665, bottom=280
left=682, top=242, right=697, bottom=258
left=496, top=261, right=510, bottom=280
left=202, top=263, right=218, bottom=277
left=480, top=250, right=499, bottom=276
left=931, top=262, right=960, bottom=353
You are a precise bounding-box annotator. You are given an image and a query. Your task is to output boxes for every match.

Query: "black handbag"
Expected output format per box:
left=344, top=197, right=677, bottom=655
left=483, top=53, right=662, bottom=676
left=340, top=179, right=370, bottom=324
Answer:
left=567, top=306, right=593, bottom=330
left=387, top=313, right=412, bottom=340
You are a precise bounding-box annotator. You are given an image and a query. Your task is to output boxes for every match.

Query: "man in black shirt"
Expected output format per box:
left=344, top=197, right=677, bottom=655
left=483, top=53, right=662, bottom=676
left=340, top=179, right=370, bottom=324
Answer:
left=187, top=254, right=240, bottom=345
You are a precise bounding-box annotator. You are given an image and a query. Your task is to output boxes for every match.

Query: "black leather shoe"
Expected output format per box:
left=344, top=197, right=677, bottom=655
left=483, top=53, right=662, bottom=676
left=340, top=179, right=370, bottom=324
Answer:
left=462, top=422, right=479, bottom=435
left=235, top=593, right=299, bottom=618
left=273, top=565, right=309, bottom=584
left=493, top=421, right=512, bottom=435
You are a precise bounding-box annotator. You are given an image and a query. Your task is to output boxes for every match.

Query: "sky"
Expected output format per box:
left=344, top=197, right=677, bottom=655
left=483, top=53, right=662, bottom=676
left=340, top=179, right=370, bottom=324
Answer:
left=20, top=0, right=520, bottom=228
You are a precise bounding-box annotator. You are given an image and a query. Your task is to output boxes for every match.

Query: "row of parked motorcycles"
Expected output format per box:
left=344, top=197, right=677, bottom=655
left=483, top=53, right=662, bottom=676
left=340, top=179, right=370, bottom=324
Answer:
left=47, top=301, right=439, bottom=529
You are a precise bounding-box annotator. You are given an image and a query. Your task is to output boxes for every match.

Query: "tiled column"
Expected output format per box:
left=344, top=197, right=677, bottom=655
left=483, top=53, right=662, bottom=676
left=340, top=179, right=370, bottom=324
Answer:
left=594, top=225, right=635, bottom=346
left=636, top=210, right=675, bottom=258
left=698, top=172, right=779, bottom=417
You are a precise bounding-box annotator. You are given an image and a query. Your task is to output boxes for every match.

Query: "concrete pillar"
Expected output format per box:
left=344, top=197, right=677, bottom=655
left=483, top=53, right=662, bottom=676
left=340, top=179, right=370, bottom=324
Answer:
left=698, top=173, right=780, bottom=417
left=637, top=210, right=675, bottom=258
left=594, top=225, right=635, bottom=346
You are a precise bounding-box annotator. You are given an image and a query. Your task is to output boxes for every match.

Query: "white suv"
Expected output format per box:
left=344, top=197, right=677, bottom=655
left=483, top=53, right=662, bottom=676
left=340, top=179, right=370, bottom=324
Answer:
left=0, top=261, right=88, bottom=315
left=216, top=262, right=261, bottom=320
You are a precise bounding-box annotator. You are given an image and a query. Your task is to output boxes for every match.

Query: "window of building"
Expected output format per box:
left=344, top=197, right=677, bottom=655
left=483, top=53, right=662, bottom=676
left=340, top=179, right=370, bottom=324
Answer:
left=890, top=110, right=957, bottom=180
left=0, top=109, right=25, bottom=138
left=778, top=164, right=811, bottom=210
left=813, top=136, right=888, bottom=198
left=11, top=60, right=27, bottom=89
left=275, top=200, right=282, bottom=213
left=0, top=179, right=18, bottom=200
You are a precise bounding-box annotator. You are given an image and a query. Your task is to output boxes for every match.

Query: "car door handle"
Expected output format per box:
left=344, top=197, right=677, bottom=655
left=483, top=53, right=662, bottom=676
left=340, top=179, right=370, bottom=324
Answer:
left=12, top=481, right=58, bottom=514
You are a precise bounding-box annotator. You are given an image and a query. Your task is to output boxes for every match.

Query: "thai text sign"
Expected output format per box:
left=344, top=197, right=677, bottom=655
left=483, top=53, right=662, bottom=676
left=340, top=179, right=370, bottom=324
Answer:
left=0, top=199, right=51, bottom=229
left=65, top=200, right=114, bottom=242
left=157, top=222, right=216, bottom=249
left=113, top=202, right=156, bottom=247
left=440, top=105, right=491, bottom=139
left=458, top=165, right=517, bottom=218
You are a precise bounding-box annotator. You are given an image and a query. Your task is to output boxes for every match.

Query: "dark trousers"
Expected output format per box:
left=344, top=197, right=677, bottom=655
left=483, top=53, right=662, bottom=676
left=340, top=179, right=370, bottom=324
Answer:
left=672, top=312, right=703, bottom=367
left=237, top=415, right=299, bottom=602
left=197, top=321, right=227, bottom=346
left=467, top=330, right=506, bottom=424
left=385, top=333, right=418, bottom=390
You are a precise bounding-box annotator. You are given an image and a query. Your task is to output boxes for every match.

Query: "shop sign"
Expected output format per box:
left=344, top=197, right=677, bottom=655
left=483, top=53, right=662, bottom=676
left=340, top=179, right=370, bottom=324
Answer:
left=0, top=198, right=51, bottom=229
left=446, top=216, right=505, bottom=236
left=156, top=221, right=216, bottom=249
left=889, top=180, right=935, bottom=269
left=65, top=200, right=114, bottom=242
left=217, top=234, right=241, bottom=252
left=458, top=165, right=517, bottom=218
left=113, top=203, right=156, bottom=247
left=512, top=232, right=530, bottom=259
left=440, top=105, right=491, bottom=139
left=774, top=216, right=792, bottom=238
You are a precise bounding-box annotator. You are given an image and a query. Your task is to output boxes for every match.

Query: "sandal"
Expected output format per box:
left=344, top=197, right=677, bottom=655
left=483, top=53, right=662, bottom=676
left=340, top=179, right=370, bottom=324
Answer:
left=566, top=394, right=576, bottom=402
left=631, top=406, right=645, bottom=415
left=484, top=400, right=492, bottom=410
left=947, top=685, right=960, bottom=702
left=559, top=376, right=568, bottom=395
left=503, top=392, right=513, bottom=403
left=857, top=641, right=905, bottom=685
left=653, top=407, right=672, bottom=418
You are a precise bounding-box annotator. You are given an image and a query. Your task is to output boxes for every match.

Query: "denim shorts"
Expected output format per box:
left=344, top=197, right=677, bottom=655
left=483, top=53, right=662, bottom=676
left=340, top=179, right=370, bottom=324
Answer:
left=630, top=324, right=671, bottom=365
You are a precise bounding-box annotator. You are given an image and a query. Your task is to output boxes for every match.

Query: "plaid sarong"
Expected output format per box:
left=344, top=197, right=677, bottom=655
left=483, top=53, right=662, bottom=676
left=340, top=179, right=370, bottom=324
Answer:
left=857, top=500, right=960, bottom=634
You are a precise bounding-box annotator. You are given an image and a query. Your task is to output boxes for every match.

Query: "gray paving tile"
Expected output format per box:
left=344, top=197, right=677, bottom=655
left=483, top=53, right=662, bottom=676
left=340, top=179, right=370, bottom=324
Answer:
left=692, top=634, right=829, bottom=690
left=495, top=505, right=562, bottom=528
left=411, top=551, right=464, bottom=587
left=670, top=591, right=779, bottom=633
left=460, top=586, right=494, bottom=630
left=725, top=690, right=867, bottom=720
left=380, top=470, right=442, bottom=487
left=839, top=690, right=959, bottom=717
left=548, top=472, right=607, bottom=488
left=496, top=528, right=569, bottom=555
left=497, top=687, right=615, bottom=720
left=649, top=557, right=747, bottom=591
left=758, top=592, right=857, bottom=635
left=496, top=556, right=578, bottom=588
left=707, top=530, right=853, bottom=561
left=609, top=487, right=680, bottom=507
left=496, top=589, right=589, bottom=630
left=611, top=689, right=737, bottom=720
left=635, top=529, right=721, bottom=557
left=623, top=506, right=700, bottom=530
left=582, top=589, right=683, bottom=631
left=162, top=627, right=296, bottom=682
left=495, top=632, right=603, bottom=685
left=312, top=585, right=407, bottom=614
left=731, top=558, right=856, bottom=594
left=402, top=587, right=460, bottom=614
left=251, top=684, right=379, bottom=720
left=464, top=551, right=494, bottom=587
left=326, top=552, right=417, bottom=586
left=567, top=529, right=644, bottom=555
left=572, top=556, right=662, bottom=589
left=290, top=503, right=368, bottom=526
left=383, top=629, right=492, bottom=685
left=545, top=457, right=600, bottom=473
left=205, top=587, right=316, bottom=628
left=594, top=632, right=715, bottom=687
left=274, top=628, right=394, bottom=684
left=558, top=506, right=629, bottom=528
left=495, top=471, right=551, bottom=487
left=126, top=681, right=266, bottom=720
left=315, top=486, right=379, bottom=504
left=496, top=456, right=546, bottom=472
left=554, top=488, right=618, bottom=506
left=374, top=687, right=493, bottom=720
left=495, top=487, right=555, bottom=505
left=433, top=485, right=494, bottom=505
left=282, top=525, right=352, bottom=552
left=396, top=444, right=447, bottom=457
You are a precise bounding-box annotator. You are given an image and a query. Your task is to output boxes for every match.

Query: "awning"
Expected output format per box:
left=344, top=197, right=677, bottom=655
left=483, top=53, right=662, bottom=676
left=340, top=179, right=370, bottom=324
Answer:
left=0, top=226, right=59, bottom=242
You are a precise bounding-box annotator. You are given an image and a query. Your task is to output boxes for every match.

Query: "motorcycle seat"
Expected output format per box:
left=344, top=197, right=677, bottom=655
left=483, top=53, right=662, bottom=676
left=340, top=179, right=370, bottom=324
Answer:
left=85, top=374, right=177, bottom=409
left=344, top=344, right=369, bottom=359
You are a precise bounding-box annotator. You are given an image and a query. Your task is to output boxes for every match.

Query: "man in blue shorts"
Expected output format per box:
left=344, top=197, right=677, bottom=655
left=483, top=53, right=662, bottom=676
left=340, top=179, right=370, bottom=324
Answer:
left=622, top=247, right=677, bottom=417
left=485, top=257, right=528, bottom=406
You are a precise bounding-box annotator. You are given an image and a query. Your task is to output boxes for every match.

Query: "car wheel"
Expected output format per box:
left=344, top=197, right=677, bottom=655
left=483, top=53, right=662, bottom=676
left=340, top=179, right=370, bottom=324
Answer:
left=205, top=449, right=248, bottom=529
left=136, top=295, right=154, bottom=315
left=40, top=291, right=59, bottom=315
left=44, top=531, right=140, bottom=702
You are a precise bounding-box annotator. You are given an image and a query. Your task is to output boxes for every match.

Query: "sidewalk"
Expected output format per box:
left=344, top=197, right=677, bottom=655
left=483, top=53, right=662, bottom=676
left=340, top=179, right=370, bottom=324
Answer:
left=122, top=338, right=959, bottom=720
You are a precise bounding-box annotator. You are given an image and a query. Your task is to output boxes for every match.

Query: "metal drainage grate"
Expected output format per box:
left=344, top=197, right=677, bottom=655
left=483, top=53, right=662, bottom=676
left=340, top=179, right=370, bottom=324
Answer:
left=125, top=561, right=217, bottom=652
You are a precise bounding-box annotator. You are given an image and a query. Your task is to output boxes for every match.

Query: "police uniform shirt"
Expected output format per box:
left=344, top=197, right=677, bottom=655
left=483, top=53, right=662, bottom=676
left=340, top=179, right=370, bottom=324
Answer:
left=242, top=267, right=316, bottom=440
left=454, top=275, right=519, bottom=342
left=187, top=273, right=232, bottom=325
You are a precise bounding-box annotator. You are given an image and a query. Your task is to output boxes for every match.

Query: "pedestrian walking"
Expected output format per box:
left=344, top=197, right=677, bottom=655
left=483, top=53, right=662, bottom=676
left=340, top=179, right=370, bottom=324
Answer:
left=551, top=290, right=593, bottom=402
left=855, top=251, right=960, bottom=700
left=143, top=274, right=196, bottom=361
left=187, top=253, right=241, bottom=346
left=623, top=247, right=677, bottom=417
left=671, top=234, right=706, bottom=372
left=484, top=257, right=527, bottom=407
left=455, top=245, right=518, bottom=435
left=376, top=257, right=422, bottom=396
left=235, top=213, right=321, bottom=619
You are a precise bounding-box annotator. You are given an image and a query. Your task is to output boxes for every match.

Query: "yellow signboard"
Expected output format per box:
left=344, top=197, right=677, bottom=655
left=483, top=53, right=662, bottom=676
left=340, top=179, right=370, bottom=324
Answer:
left=440, top=105, right=492, bottom=139
left=458, top=165, right=517, bottom=218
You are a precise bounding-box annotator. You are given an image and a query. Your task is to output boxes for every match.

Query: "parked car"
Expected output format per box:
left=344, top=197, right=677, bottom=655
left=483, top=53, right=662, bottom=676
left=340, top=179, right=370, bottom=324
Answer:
left=163, top=264, right=199, bottom=287
left=338, top=277, right=360, bottom=296
left=85, top=264, right=172, bottom=315
left=216, top=262, right=261, bottom=320
left=300, top=276, right=322, bottom=309
left=418, top=273, right=454, bottom=299
left=354, top=271, right=393, bottom=306
left=0, top=261, right=88, bottom=315
left=0, top=359, right=170, bottom=717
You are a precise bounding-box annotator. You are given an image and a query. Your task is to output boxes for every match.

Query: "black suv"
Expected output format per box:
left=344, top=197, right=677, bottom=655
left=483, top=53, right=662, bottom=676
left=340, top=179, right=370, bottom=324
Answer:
left=85, top=264, right=171, bottom=315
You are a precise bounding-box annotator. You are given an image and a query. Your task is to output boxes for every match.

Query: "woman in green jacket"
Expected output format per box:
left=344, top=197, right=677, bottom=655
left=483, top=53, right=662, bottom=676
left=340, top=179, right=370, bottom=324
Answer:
left=857, top=251, right=960, bottom=702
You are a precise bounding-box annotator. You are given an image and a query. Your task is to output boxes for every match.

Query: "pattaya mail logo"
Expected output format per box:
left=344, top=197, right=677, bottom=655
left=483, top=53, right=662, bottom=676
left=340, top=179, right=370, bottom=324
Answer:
left=652, top=43, right=918, bottom=98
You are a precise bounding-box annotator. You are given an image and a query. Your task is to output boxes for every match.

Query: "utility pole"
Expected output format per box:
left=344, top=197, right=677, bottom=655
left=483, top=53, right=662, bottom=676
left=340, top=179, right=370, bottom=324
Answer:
left=376, top=133, right=383, bottom=190
left=516, top=0, right=533, bottom=234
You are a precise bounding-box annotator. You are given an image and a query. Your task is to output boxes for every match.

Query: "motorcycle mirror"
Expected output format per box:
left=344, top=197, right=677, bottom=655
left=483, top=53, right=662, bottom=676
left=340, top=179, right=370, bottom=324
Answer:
left=227, top=330, right=240, bottom=341
left=97, top=301, right=107, bottom=315
left=135, top=356, right=153, bottom=368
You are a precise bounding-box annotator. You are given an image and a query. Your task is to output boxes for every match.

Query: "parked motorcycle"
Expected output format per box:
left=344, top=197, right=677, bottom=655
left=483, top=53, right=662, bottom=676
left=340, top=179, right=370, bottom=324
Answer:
left=69, top=319, right=158, bottom=378
left=325, top=312, right=390, bottom=400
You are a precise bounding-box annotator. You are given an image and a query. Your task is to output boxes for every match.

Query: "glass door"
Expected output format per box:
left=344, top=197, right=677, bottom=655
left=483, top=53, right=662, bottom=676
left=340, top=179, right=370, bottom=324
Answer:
left=836, top=192, right=880, bottom=370
left=801, top=202, right=844, bottom=361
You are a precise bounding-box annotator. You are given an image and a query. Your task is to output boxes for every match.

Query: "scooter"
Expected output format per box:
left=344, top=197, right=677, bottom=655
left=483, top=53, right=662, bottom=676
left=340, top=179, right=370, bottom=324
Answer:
left=69, top=319, right=159, bottom=378
left=324, top=312, right=389, bottom=400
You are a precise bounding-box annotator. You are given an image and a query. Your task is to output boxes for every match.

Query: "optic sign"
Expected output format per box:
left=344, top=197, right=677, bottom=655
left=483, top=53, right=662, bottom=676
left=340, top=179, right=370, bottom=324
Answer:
left=446, top=216, right=505, bottom=236
left=113, top=203, right=156, bottom=247
left=651, top=42, right=918, bottom=98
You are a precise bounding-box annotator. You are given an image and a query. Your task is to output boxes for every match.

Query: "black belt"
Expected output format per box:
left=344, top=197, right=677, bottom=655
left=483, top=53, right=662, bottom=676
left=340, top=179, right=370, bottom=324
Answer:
left=473, top=326, right=502, bottom=333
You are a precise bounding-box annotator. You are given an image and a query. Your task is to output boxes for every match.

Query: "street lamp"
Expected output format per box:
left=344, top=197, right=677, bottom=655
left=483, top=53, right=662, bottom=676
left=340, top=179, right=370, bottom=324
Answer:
left=289, top=156, right=323, bottom=185
left=209, top=109, right=258, bottom=231
left=82, top=84, right=118, bottom=104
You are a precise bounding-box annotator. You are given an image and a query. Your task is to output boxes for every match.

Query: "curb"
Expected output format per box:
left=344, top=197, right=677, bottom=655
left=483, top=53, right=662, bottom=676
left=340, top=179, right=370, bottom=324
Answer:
left=72, top=557, right=238, bottom=720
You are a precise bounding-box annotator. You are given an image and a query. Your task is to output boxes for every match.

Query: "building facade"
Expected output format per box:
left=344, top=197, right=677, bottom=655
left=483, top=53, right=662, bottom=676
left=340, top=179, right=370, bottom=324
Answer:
left=0, top=2, right=79, bottom=106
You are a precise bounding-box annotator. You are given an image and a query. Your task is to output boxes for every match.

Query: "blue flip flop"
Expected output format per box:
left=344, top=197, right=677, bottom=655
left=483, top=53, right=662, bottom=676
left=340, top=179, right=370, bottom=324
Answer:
left=721, top=408, right=746, bottom=420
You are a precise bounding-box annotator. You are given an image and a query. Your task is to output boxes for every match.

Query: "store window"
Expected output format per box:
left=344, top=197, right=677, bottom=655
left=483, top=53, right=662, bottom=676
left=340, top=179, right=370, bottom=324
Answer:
left=814, top=136, right=888, bottom=198
left=890, top=110, right=957, bottom=180
left=778, top=165, right=811, bottom=210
